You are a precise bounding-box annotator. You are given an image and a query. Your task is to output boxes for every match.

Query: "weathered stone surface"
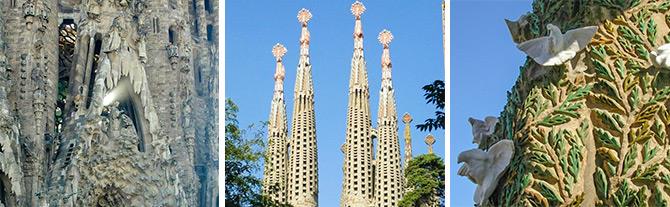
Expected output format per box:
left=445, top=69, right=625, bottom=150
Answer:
left=0, top=0, right=218, bottom=206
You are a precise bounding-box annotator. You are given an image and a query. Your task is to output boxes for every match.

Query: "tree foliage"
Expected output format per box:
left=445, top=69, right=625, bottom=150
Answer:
left=416, top=80, right=445, bottom=132
left=399, top=153, right=446, bottom=207
left=224, top=98, right=292, bottom=207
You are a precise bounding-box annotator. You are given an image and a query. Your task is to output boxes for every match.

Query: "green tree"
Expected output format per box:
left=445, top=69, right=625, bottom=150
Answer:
left=224, top=98, right=292, bottom=207
left=399, top=154, right=445, bottom=207
left=416, top=80, right=445, bottom=132
left=225, top=98, right=266, bottom=206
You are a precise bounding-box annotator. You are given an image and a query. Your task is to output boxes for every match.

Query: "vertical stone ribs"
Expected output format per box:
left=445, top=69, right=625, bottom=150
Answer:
left=287, top=8, right=318, bottom=207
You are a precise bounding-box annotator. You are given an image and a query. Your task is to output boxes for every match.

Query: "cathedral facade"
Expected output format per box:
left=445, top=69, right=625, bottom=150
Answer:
left=0, top=0, right=218, bottom=206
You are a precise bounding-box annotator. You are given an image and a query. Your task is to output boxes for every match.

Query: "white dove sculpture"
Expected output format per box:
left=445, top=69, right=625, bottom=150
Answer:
left=458, top=140, right=514, bottom=206
left=651, top=43, right=670, bottom=69
left=517, top=24, right=598, bottom=66
left=468, top=116, right=498, bottom=145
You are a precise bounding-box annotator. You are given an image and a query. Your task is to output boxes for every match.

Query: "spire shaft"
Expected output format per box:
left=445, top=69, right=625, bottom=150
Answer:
left=263, top=43, right=289, bottom=204
left=288, top=8, right=319, bottom=207
left=341, top=2, right=375, bottom=206
left=374, top=29, right=403, bottom=206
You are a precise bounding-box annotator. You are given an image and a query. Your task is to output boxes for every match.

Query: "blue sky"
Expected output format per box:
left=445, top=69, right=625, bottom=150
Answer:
left=225, top=1, right=444, bottom=206
left=451, top=0, right=531, bottom=206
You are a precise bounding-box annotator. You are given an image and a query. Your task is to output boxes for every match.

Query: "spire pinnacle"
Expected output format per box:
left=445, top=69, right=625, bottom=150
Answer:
left=351, top=1, right=366, bottom=18
left=351, top=1, right=365, bottom=38
left=272, top=43, right=287, bottom=82
left=272, top=43, right=287, bottom=60
left=378, top=29, right=393, bottom=46
left=425, top=134, right=435, bottom=154
left=379, top=30, right=393, bottom=71
left=297, top=8, right=312, bottom=26
left=402, top=112, right=412, bottom=124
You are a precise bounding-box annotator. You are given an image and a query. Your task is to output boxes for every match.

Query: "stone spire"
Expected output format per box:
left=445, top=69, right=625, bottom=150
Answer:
left=287, top=8, right=319, bottom=207
left=373, top=29, right=403, bottom=207
left=341, top=1, right=374, bottom=206
left=402, top=113, right=413, bottom=168
left=263, top=43, right=289, bottom=204
left=425, top=134, right=436, bottom=154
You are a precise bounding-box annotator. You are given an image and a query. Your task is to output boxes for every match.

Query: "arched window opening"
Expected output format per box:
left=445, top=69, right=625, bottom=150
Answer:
left=117, top=85, right=145, bottom=152
left=57, top=19, right=77, bottom=134
left=206, top=24, right=214, bottom=43
left=109, top=78, right=150, bottom=152
left=204, top=0, right=212, bottom=13
left=153, top=18, right=160, bottom=33
left=85, top=35, right=102, bottom=109
left=191, top=0, right=199, bottom=36
left=168, top=27, right=177, bottom=45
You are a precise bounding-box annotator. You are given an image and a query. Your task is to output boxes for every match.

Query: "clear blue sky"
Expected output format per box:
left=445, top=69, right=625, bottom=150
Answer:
left=451, top=1, right=531, bottom=206
left=225, top=1, right=444, bottom=206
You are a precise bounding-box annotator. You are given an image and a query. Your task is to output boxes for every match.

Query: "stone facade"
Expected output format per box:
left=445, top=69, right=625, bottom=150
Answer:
left=0, top=0, right=218, bottom=206
left=470, top=0, right=670, bottom=206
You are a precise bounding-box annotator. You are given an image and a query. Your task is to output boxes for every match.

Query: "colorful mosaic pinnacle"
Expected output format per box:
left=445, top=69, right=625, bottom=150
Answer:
left=272, top=43, right=287, bottom=60
left=378, top=29, right=393, bottom=46
left=425, top=134, right=436, bottom=154
left=297, top=8, right=312, bottom=25
left=272, top=43, right=286, bottom=81
left=351, top=1, right=366, bottom=18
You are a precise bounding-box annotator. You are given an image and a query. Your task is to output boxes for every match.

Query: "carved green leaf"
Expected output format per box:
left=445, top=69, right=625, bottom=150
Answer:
left=591, top=45, right=608, bottom=61
left=595, top=167, right=609, bottom=199
left=530, top=151, right=555, bottom=166
left=594, top=60, right=615, bottom=81
left=568, top=146, right=581, bottom=179
left=539, top=114, right=571, bottom=127
left=642, top=140, right=657, bottom=162
left=647, top=18, right=657, bottom=45
left=613, top=180, right=636, bottom=207
left=593, top=94, right=626, bottom=113
left=649, top=87, right=670, bottom=104
left=634, top=104, right=660, bottom=126
left=654, top=185, right=667, bottom=207
left=594, top=128, right=621, bottom=149
left=537, top=180, right=564, bottom=203
left=622, top=144, right=638, bottom=174
left=594, top=109, right=624, bottom=133
left=634, top=163, right=658, bottom=182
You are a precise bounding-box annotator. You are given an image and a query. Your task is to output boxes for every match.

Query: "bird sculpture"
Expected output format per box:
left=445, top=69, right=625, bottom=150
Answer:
left=457, top=140, right=514, bottom=206
left=651, top=43, right=670, bottom=69
left=468, top=116, right=498, bottom=145
left=517, top=24, right=597, bottom=66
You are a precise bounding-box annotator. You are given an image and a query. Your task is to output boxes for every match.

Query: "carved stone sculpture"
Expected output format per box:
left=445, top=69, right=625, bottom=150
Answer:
left=457, top=140, right=514, bottom=206
left=651, top=43, right=670, bottom=69
left=505, top=13, right=530, bottom=44
left=517, top=24, right=597, bottom=66
left=468, top=116, right=497, bottom=145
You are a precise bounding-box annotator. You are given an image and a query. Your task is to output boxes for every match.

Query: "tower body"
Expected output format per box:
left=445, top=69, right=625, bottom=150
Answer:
left=373, top=30, right=402, bottom=207
left=287, top=9, right=319, bottom=207
left=341, top=2, right=374, bottom=206
left=263, top=44, right=289, bottom=203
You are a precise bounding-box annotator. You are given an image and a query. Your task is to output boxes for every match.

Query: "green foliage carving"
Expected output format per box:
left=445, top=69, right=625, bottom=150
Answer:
left=595, top=167, right=608, bottom=199
left=489, top=1, right=670, bottom=206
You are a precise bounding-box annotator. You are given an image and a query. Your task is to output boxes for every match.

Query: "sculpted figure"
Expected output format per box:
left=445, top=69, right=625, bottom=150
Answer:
left=651, top=43, right=670, bottom=69
left=517, top=24, right=597, bottom=66
left=468, top=116, right=497, bottom=145
left=457, top=140, right=514, bottom=206
left=505, top=13, right=530, bottom=44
